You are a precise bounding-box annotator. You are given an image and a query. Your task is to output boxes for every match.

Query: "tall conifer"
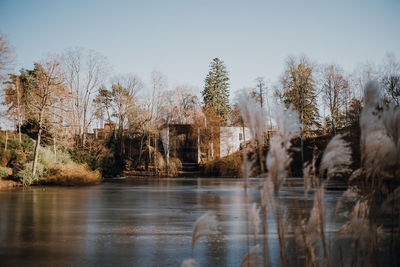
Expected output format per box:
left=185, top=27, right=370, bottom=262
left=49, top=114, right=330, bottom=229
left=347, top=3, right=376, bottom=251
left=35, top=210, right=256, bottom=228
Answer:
left=202, top=58, right=231, bottom=122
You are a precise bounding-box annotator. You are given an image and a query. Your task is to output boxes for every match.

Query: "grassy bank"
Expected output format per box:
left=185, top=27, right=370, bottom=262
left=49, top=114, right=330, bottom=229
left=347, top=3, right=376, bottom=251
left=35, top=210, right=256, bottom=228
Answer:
left=0, top=133, right=102, bottom=187
left=201, top=151, right=243, bottom=177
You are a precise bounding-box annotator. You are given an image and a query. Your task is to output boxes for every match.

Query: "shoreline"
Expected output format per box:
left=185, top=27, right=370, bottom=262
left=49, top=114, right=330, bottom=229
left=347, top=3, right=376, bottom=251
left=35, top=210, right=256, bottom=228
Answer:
left=0, top=178, right=21, bottom=189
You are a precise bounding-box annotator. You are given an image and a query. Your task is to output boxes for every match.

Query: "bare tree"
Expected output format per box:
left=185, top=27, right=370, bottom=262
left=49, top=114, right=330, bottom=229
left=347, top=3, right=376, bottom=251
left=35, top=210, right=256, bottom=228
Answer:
left=3, top=74, right=24, bottom=142
left=110, top=74, right=143, bottom=131
left=62, top=47, right=108, bottom=146
left=349, top=61, right=378, bottom=100
left=0, top=33, right=13, bottom=81
left=254, top=77, right=266, bottom=108
left=381, top=53, right=400, bottom=105
left=150, top=70, right=167, bottom=125
left=159, top=85, right=199, bottom=124
left=322, top=64, right=349, bottom=133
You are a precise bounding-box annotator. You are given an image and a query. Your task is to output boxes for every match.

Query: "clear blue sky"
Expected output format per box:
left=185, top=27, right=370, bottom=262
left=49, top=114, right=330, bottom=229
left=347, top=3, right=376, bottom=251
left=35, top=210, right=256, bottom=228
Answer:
left=1, top=0, right=399, bottom=96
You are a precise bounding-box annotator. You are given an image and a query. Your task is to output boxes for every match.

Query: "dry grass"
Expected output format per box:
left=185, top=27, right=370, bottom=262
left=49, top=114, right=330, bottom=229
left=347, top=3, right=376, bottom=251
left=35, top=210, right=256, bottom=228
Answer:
left=44, top=162, right=102, bottom=185
left=0, top=178, right=21, bottom=189
left=201, top=150, right=243, bottom=177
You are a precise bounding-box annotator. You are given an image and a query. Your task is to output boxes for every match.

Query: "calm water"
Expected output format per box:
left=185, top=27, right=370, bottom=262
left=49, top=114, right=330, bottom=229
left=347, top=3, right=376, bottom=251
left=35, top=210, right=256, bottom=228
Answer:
left=0, top=178, right=392, bottom=266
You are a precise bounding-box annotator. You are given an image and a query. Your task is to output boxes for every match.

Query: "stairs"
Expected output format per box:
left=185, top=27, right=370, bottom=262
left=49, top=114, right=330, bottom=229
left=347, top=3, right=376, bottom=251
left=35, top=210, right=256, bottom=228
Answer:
left=180, top=163, right=200, bottom=177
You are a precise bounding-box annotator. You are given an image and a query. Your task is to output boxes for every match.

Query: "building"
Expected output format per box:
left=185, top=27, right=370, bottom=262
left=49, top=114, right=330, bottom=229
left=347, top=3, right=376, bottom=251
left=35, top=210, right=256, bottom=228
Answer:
left=161, top=123, right=252, bottom=164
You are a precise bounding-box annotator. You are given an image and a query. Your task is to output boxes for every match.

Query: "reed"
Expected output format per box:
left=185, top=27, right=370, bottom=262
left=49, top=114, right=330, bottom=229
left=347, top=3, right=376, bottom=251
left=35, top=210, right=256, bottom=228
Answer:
left=180, top=80, right=399, bottom=266
left=180, top=258, right=200, bottom=267
left=240, top=245, right=260, bottom=267
left=191, top=212, right=217, bottom=254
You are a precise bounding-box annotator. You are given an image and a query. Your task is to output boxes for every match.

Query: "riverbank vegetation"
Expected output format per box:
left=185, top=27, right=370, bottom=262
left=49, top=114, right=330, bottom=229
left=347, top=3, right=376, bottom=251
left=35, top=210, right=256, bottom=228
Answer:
left=183, top=81, right=400, bottom=267
left=0, top=31, right=399, bottom=190
left=0, top=131, right=102, bottom=186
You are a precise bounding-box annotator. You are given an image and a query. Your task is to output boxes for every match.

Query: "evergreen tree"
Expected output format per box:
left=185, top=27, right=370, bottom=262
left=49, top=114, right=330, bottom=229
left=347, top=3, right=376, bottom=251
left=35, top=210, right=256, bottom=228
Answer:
left=202, top=58, right=231, bottom=122
left=280, top=56, right=320, bottom=129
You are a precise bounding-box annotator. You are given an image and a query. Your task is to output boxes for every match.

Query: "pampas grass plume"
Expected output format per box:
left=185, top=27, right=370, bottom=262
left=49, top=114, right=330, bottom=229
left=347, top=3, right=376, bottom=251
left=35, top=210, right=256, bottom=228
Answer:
left=192, top=212, right=217, bottom=252
left=320, top=134, right=352, bottom=179
left=181, top=258, right=200, bottom=267
left=240, top=245, right=259, bottom=267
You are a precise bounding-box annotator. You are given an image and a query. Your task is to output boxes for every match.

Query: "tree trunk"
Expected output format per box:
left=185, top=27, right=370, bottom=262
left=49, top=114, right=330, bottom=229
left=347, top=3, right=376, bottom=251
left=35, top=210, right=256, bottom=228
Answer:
left=32, top=128, right=42, bottom=176
left=82, top=130, right=87, bottom=147
left=16, top=78, right=22, bottom=144
left=147, top=134, right=151, bottom=171
left=82, top=111, right=87, bottom=147
left=154, top=133, right=157, bottom=173
left=18, top=120, right=21, bottom=144
left=136, top=134, right=145, bottom=168
left=53, top=136, right=57, bottom=162
left=5, top=131, right=8, bottom=151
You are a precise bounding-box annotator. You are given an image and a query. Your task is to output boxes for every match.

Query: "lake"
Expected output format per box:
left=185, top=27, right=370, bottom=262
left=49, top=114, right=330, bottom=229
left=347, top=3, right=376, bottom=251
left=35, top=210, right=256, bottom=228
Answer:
left=0, top=177, right=394, bottom=266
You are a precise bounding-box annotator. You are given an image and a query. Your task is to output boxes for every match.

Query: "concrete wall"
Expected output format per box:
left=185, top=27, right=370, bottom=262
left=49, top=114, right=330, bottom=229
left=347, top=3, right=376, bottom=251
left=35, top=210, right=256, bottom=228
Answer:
left=220, top=127, right=251, bottom=157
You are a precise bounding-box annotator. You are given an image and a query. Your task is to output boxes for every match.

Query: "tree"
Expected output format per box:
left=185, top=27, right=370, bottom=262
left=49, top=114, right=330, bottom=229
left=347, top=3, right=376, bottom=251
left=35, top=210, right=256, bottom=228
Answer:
left=19, top=58, right=64, bottom=175
left=159, top=85, right=199, bottom=124
left=253, top=77, right=266, bottom=108
left=381, top=53, right=400, bottom=105
left=322, top=64, right=349, bottom=132
left=93, top=85, right=113, bottom=127
left=202, top=58, right=231, bottom=122
left=61, top=47, right=108, bottom=146
left=150, top=70, right=167, bottom=126
left=280, top=56, right=320, bottom=129
left=110, top=74, right=143, bottom=132
left=0, top=33, right=13, bottom=81
left=3, top=73, right=25, bottom=142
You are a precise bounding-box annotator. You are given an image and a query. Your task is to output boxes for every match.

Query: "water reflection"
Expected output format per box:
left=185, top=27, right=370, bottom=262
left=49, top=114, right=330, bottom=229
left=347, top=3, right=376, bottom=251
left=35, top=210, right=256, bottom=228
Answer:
left=0, top=178, right=380, bottom=266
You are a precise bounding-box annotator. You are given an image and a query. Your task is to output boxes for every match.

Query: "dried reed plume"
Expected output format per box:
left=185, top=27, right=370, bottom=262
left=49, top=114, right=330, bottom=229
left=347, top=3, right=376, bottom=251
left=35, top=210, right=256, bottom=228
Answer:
left=303, top=162, right=312, bottom=199
left=319, top=134, right=352, bottom=180
left=191, top=212, right=217, bottom=253
left=273, top=103, right=300, bottom=147
left=237, top=90, right=267, bottom=173
left=382, top=103, right=400, bottom=148
left=296, top=187, right=327, bottom=266
left=250, top=203, right=260, bottom=245
left=180, top=258, right=200, bottom=267
left=242, top=147, right=256, bottom=188
left=339, top=200, right=384, bottom=266
left=360, top=80, right=396, bottom=180
left=266, top=103, right=300, bottom=195
left=266, top=136, right=290, bottom=195
left=237, top=90, right=266, bottom=146
left=239, top=245, right=260, bottom=267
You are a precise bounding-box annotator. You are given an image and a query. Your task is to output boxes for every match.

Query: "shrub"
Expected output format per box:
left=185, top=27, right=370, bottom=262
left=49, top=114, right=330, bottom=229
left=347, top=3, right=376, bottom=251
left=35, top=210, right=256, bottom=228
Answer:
left=39, top=146, right=55, bottom=166
left=202, top=151, right=242, bottom=177
left=100, top=152, right=124, bottom=177
left=0, top=150, right=11, bottom=167
left=154, top=151, right=166, bottom=173
left=167, top=157, right=182, bottom=176
left=45, top=162, right=102, bottom=185
left=0, top=167, right=9, bottom=178
left=69, top=148, right=97, bottom=169
left=38, top=146, right=71, bottom=165
left=15, top=161, right=45, bottom=186
left=6, top=139, right=21, bottom=150
left=21, top=134, right=35, bottom=151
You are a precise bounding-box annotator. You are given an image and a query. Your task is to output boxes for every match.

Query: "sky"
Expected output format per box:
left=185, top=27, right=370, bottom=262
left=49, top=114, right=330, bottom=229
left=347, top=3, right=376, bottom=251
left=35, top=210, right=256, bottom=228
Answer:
left=1, top=0, right=400, bottom=98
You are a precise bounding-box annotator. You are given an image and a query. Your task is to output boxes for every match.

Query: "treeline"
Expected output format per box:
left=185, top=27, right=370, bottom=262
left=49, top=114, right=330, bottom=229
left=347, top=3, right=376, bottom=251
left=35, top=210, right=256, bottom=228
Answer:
left=0, top=31, right=399, bottom=182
